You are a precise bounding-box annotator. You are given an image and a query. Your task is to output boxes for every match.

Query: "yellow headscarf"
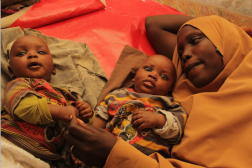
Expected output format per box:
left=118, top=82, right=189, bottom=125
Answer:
left=171, top=15, right=252, bottom=167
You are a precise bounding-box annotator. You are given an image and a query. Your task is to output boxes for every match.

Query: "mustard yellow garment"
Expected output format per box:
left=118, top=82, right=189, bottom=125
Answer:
left=14, top=94, right=55, bottom=125
left=104, top=15, right=252, bottom=168
left=171, top=15, right=252, bottom=168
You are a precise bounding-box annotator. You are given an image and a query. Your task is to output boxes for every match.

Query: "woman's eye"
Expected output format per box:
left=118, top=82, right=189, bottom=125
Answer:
left=144, top=66, right=152, bottom=72
left=160, top=74, right=168, bottom=80
left=38, top=51, right=46, bottom=55
left=191, top=37, right=201, bottom=45
left=16, top=52, right=26, bottom=56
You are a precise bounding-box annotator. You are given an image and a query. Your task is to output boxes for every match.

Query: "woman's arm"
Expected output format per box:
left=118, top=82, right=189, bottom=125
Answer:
left=145, top=14, right=194, bottom=60
left=64, top=117, right=205, bottom=168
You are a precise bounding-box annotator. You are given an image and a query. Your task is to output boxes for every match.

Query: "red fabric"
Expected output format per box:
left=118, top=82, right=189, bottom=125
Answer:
left=10, top=0, right=106, bottom=29
left=10, top=0, right=183, bottom=78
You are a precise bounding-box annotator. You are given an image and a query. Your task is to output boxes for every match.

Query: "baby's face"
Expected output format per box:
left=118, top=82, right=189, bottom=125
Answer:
left=133, top=55, right=176, bottom=96
left=8, top=36, right=56, bottom=82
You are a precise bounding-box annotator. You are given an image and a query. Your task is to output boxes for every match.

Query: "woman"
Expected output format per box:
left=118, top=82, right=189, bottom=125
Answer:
left=64, top=15, right=252, bottom=168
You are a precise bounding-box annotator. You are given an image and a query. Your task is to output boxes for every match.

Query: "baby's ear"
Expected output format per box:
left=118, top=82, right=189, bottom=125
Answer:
left=8, top=65, right=15, bottom=79
left=52, top=64, right=56, bottom=75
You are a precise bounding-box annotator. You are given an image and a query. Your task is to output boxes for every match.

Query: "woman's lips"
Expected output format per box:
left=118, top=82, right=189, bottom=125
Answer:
left=186, top=62, right=203, bottom=79
left=185, top=62, right=203, bottom=75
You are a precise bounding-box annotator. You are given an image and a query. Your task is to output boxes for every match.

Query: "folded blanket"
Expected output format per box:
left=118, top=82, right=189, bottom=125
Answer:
left=1, top=26, right=107, bottom=111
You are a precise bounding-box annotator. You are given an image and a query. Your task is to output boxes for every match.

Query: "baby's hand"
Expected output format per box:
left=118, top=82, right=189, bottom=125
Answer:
left=75, top=101, right=93, bottom=121
left=131, top=109, right=162, bottom=132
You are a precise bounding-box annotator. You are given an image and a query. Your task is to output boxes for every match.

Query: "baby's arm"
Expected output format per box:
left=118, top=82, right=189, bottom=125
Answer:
left=93, top=104, right=108, bottom=129
left=131, top=108, right=166, bottom=132
left=92, top=100, right=110, bottom=128
left=93, top=116, right=107, bottom=128
left=14, top=94, right=79, bottom=124
left=14, top=94, right=54, bottom=125
left=132, top=104, right=186, bottom=143
left=152, top=104, right=187, bottom=143
left=152, top=109, right=181, bottom=142
left=49, top=104, right=79, bottom=123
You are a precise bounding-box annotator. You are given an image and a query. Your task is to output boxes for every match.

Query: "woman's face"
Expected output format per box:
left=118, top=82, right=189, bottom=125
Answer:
left=177, top=25, right=223, bottom=88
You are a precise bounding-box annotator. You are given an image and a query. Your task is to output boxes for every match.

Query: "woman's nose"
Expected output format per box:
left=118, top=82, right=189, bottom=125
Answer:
left=182, top=47, right=192, bottom=63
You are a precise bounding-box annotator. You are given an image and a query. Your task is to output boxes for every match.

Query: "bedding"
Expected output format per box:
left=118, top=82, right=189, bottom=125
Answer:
left=1, top=136, right=50, bottom=168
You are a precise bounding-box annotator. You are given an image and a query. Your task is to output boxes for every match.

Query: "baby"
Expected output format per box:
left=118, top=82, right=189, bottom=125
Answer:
left=93, top=54, right=187, bottom=157
left=1, top=36, right=93, bottom=162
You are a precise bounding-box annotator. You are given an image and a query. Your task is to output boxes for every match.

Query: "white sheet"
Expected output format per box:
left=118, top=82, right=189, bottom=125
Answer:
left=1, top=136, right=50, bottom=168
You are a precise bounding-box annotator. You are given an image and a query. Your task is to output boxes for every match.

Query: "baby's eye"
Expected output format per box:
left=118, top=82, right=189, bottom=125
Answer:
left=160, top=74, right=168, bottom=80
left=16, top=52, right=26, bottom=56
left=144, top=66, right=152, bottom=72
left=37, top=51, right=46, bottom=55
left=191, top=37, right=201, bottom=45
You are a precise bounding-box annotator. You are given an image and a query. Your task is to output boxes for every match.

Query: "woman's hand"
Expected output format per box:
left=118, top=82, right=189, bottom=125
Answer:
left=64, top=116, right=117, bottom=167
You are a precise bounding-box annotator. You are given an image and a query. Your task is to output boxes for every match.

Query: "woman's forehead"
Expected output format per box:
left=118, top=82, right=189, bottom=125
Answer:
left=178, top=16, right=223, bottom=48
left=177, top=26, right=204, bottom=43
left=179, top=25, right=201, bottom=35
